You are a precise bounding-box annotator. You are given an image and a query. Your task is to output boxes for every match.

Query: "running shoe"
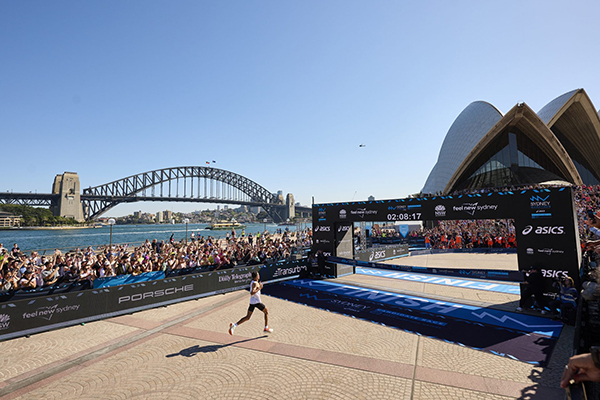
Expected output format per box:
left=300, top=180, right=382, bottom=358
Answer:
left=229, top=323, right=235, bottom=335
left=263, top=327, right=273, bottom=333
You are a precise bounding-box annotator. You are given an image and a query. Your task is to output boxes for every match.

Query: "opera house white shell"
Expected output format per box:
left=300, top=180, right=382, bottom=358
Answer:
left=422, top=89, right=600, bottom=195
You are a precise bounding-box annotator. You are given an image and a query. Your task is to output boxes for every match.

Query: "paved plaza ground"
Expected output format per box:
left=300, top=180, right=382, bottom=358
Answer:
left=0, top=252, right=571, bottom=399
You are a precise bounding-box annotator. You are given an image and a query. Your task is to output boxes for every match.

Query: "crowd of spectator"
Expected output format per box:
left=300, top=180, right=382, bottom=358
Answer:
left=5, top=183, right=600, bottom=292
left=574, top=184, right=600, bottom=243
left=0, top=228, right=313, bottom=293
left=420, top=219, right=516, bottom=250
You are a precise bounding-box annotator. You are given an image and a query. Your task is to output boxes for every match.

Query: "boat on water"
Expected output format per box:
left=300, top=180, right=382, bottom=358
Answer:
left=207, top=221, right=246, bottom=230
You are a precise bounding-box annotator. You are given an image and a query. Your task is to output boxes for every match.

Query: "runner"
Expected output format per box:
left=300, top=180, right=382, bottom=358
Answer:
left=229, top=271, right=273, bottom=334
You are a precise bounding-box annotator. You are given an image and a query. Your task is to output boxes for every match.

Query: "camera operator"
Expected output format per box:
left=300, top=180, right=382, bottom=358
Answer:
left=548, top=276, right=578, bottom=323
left=517, top=265, right=548, bottom=313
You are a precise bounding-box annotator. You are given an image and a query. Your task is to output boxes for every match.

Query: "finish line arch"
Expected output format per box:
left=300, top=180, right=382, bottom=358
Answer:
left=312, top=187, right=581, bottom=292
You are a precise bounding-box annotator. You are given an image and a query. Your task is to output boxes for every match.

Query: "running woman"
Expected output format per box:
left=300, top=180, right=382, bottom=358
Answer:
left=229, top=271, right=273, bottom=334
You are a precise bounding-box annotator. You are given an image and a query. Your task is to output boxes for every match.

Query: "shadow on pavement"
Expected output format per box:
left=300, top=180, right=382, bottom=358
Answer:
left=166, top=336, right=267, bottom=358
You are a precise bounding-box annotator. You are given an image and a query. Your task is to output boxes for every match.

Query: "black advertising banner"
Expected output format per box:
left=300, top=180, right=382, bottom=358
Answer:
left=512, top=188, right=581, bottom=292
left=0, top=260, right=308, bottom=342
left=312, top=205, right=332, bottom=258
left=313, top=188, right=580, bottom=288
left=335, top=222, right=354, bottom=258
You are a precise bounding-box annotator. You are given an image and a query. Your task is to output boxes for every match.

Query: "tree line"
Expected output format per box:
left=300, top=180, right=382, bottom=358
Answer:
left=0, top=205, right=81, bottom=227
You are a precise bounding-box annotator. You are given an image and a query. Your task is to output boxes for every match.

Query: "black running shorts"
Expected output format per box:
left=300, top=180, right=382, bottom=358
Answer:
left=248, top=303, right=266, bottom=312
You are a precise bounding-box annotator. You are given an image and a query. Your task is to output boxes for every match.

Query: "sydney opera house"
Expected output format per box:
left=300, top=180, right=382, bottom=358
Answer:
left=422, top=89, right=600, bottom=195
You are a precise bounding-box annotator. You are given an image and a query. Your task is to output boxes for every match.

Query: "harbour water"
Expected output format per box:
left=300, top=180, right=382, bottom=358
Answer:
left=0, top=223, right=307, bottom=254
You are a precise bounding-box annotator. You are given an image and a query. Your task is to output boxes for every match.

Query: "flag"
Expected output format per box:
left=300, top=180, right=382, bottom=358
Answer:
left=206, top=161, right=210, bottom=164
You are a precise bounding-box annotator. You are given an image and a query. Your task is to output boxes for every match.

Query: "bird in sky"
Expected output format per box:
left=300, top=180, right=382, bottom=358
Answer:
left=359, top=144, right=366, bottom=147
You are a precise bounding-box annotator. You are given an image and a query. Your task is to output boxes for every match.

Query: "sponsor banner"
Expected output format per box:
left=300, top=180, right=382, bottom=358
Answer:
left=356, top=267, right=521, bottom=294
left=0, top=260, right=308, bottom=342
left=313, top=188, right=576, bottom=223
left=354, top=244, right=409, bottom=262
left=335, top=222, right=354, bottom=259
left=93, top=271, right=167, bottom=288
left=513, top=188, right=581, bottom=295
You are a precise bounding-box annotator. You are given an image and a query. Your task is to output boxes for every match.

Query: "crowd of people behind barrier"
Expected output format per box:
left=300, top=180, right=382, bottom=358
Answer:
left=420, top=219, right=517, bottom=250
left=0, top=228, right=313, bottom=293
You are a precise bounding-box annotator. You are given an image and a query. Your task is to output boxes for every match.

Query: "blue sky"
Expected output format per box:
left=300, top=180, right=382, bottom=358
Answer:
left=2, top=1, right=600, bottom=217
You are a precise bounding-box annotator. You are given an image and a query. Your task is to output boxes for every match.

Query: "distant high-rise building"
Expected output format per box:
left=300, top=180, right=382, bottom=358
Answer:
left=157, top=211, right=164, bottom=223
left=133, top=210, right=142, bottom=219
left=164, top=210, right=173, bottom=221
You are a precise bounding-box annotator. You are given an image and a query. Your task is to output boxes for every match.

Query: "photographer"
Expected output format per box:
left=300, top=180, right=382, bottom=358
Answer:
left=548, top=276, right=578, bottom=323
left=41, top=261, right=60, bottom=286
left=517, top=265, right=548, bottom=313
left=18, top=269, right=37, bottom=289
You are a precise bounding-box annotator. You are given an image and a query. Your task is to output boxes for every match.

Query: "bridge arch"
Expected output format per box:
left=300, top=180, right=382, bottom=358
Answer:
left=81, top=166, right=285, bottom=221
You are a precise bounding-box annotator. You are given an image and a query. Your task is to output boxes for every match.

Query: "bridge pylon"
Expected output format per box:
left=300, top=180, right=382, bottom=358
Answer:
left=51, top=172, right=84, bottom=222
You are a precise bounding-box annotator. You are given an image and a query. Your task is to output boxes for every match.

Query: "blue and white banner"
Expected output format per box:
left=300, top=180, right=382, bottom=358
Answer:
left=283, top=279, right=560, bottom=337
left=263, top=279, right=562, bottom=365
left=357, top=267, right=521, bottom=295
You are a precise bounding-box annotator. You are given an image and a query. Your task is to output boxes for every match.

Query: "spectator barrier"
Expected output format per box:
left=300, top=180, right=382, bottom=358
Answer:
left=0, top=281, right=91, bottom=303
left=93, top=271, right=167, bottom=288
left=0, top=259, right=309, bottom=342
left=410, top=248, right=518, bottom=256
left=328, top=256, right=523, bottom=283
left=354, top=244, right=409, bottom=262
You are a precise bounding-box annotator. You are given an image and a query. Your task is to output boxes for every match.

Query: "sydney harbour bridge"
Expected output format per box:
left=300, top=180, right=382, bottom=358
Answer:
left=0, top=166, right=311, bottom=223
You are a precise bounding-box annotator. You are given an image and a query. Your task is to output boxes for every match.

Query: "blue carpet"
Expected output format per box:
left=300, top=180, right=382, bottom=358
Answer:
left=357, top=267, right=521, bottom=294
left=262, top=279, right=562, bottom=366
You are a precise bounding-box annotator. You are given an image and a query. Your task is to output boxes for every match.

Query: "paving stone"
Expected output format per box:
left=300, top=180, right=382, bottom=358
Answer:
left=0, top=253, right=570, bottom=400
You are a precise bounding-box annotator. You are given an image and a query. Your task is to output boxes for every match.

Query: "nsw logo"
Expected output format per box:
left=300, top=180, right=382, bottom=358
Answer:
left=434, top=204, right=446, bottom=217
left=339, top=209, right=347, bottom=219
left=0, top=314, right=9, bottom=331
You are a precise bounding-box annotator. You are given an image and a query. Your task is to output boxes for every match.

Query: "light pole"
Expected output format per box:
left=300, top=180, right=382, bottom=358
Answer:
left=263, top=218, right=267, bottom=233
left=108, top=218, right=116, bottom=250
left=184, top=218, right=190, bottom=243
